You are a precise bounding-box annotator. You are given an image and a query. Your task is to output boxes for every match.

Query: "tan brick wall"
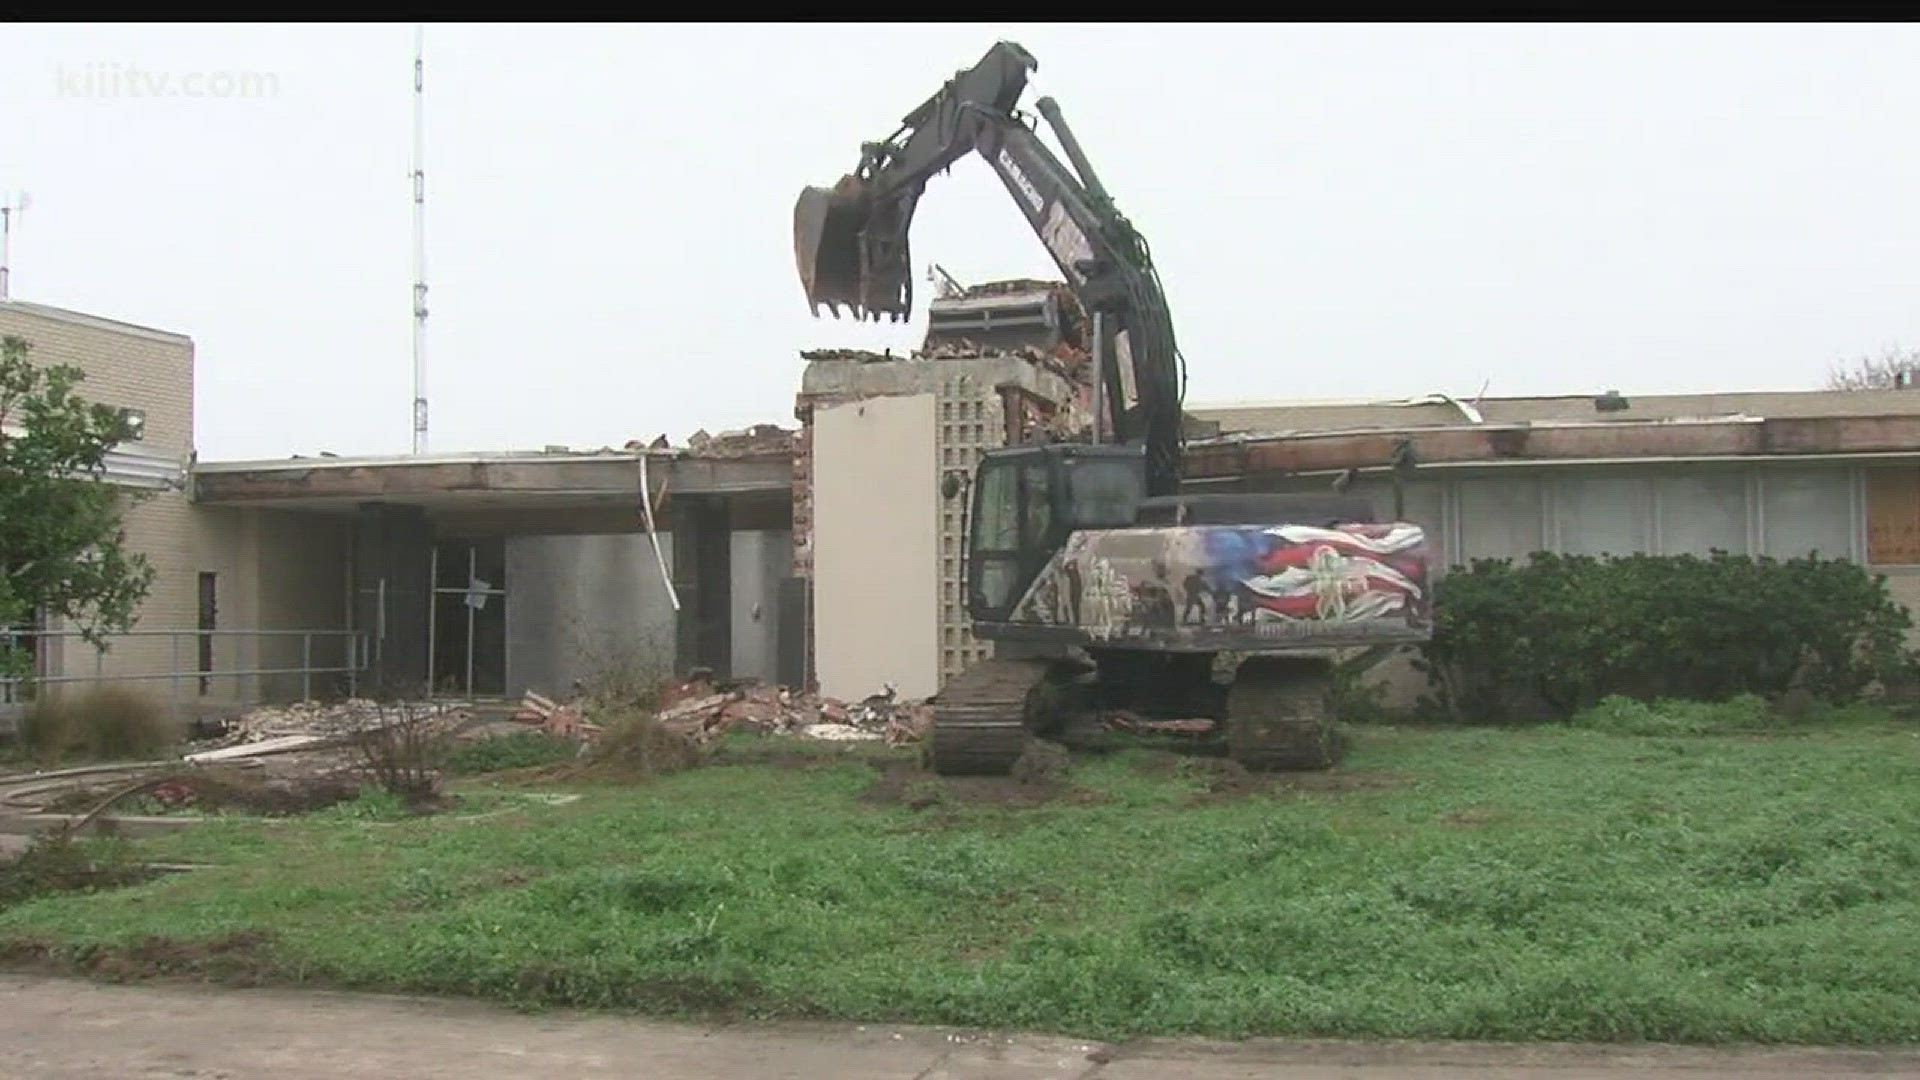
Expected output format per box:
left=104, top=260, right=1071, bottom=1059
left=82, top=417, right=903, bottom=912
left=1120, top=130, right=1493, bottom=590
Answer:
left=1, top=303, right=353, bottom=715
left=0, top=303, right=194, bottom=459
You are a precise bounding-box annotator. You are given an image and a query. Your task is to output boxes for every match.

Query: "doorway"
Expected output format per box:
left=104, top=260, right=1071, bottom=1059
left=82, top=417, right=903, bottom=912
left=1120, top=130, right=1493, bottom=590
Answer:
left=429, top=540, right=507, bottom=697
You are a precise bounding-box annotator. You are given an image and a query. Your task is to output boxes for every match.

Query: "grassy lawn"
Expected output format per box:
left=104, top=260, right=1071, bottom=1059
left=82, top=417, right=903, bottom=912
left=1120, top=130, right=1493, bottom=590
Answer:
left=4, top=720, right=1920, bottom=1044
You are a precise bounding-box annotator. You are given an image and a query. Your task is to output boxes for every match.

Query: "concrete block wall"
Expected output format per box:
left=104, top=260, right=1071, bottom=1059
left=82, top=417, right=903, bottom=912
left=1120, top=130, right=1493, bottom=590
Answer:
left=795, top=354, right=1080, bottom=694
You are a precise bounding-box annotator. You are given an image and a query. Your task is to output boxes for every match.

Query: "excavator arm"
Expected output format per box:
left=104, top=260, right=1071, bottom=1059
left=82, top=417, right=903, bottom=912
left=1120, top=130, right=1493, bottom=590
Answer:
left=794, top=41, right=1186, bottom=496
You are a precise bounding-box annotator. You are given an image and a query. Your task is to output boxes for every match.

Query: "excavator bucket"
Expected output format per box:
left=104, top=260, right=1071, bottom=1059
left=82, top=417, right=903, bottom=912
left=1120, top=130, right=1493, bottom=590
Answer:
left=793, top=177, right=913, bottom=321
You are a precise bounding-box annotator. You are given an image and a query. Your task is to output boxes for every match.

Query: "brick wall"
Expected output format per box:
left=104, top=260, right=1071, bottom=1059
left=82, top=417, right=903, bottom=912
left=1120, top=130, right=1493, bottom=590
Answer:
left=0, top=302, right=352, bottom=714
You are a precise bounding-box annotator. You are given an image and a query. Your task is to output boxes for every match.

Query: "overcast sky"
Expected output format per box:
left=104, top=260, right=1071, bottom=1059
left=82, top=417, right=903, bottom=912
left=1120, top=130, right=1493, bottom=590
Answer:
left=4, top=23, right=1918, bottom=460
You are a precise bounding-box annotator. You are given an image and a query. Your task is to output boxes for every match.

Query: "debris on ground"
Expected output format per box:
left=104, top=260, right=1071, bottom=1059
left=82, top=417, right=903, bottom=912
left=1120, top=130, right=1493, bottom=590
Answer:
left=512, top=692, right=605, bottom=742
left=651, top=680, right=933, bottom=747
left=198, top=699, right=469, bottom=747
left=1101, top=713, right=1217, bottom=739
left=512, top=677, right=934, bottom=750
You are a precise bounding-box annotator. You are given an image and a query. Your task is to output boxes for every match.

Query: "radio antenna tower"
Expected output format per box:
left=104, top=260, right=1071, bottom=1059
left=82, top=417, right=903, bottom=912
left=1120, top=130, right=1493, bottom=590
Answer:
left=0, top=192, right=29, bottom=301
left=410, top=25, right=430, bottom=454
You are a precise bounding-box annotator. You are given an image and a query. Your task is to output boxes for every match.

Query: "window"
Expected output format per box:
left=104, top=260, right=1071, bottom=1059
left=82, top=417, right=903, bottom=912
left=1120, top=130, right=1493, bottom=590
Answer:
left=1866, top=468, right=1920, bottom=564
left=1457, top=477, right=1543, bottom=563
left=971, top=459, right=1026, bottom=613
left=1553, top=477, right=1652, bottom=556
left=197, top=572, right=217, bottom=695
left=1063, top=457, right=1145, bottom=529
left=1657, top=473, right=1749, bottom=555
left=974, top=459, right=1020, bottom=550
left=1764, top=467, right=1853, bottom=559
left=1020, top=459, right=1054, bottom=545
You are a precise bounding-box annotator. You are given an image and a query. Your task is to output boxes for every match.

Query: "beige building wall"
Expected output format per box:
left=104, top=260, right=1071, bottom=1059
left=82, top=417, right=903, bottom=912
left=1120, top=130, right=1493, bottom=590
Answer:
left=0, top=301, right=351, bottom=715
left=812, top=395, right=939, bottom=700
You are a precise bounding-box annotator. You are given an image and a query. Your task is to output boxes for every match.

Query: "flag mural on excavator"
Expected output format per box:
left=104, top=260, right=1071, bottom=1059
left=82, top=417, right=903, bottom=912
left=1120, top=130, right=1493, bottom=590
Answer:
left=1009, top=523, right=1432, bottom=647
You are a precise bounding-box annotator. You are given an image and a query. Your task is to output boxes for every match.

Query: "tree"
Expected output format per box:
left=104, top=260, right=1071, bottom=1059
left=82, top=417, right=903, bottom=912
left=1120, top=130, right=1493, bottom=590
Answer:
left=0, top=334, right=156, bottom=679
left=1826, top=344, right=1920, bottom=391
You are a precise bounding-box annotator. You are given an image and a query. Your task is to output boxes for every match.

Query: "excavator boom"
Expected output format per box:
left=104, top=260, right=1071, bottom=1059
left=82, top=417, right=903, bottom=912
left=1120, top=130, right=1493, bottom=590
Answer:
left=794, top=41, right=1037, bottom=323
left=790, top=40, right=1186, bottom=496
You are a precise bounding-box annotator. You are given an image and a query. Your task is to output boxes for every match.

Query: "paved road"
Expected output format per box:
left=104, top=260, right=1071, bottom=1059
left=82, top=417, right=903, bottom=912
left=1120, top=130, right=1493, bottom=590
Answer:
left=2, top=975, right=1916, bottom=1079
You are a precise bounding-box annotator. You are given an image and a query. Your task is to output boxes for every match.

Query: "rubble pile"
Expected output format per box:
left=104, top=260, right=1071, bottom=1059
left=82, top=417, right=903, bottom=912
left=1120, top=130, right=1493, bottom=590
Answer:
left=511, top=676, right=932, bottom=748
left=799, top=347, right=901, bottom=363
left=623, top=424, right=795, bottom=459
left=958, top=278, right=1061, bottom=299
left=203, top=699, right=469, bottom=747
left=684, top=424, right=795, bottom=458
left=914, top=338, right=1091, bottom=387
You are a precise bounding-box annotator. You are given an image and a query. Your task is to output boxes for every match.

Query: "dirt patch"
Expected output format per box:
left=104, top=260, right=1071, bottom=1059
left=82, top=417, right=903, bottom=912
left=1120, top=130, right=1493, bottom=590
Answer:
left=40, top=770, right=364, bottom=818
left=1440, top=807, right=1509, bottom=829
left=1, top=930, right=277, bottom=985
left=860, top=760, right=1082, bottom=811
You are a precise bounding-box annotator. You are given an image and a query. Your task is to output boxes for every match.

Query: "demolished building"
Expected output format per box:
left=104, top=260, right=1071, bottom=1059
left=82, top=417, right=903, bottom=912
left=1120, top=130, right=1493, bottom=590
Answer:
left=14, top=282, right=1920, bottom=728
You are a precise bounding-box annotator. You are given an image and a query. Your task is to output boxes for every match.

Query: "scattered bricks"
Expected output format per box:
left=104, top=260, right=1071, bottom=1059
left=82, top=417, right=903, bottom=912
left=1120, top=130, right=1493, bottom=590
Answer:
left=719, top=697, right=781, bottom=729
left=658, top=693, right=733, bottom=725
left=819, top=698, right=851, bottom=724
left=543, top=706, right=604, bottom=742
left=659, top=672, right=716, bottom=711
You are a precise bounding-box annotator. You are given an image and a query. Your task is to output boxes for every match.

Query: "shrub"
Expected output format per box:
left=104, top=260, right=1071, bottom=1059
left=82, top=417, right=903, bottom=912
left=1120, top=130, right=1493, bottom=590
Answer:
left=573, top=634, right=674, bottom=717
left=348, top=705, right=454, bottom=808
left=1417, top=552, right=1914, bottom=722
left=582, top=710, right=705, bottom=779
left=0, top=832, right=151, bottom=911
left=18, top=685, right=180, bottom=761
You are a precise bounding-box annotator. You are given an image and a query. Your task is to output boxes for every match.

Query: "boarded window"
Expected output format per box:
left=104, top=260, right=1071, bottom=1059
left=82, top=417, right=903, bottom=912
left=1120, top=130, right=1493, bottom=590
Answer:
left=1866, top=468, right=1920, bottom=564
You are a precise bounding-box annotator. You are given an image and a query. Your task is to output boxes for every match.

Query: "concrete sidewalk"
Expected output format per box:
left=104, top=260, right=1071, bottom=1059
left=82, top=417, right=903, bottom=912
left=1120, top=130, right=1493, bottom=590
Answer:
left=2, top=974, right=1916, bottom=1079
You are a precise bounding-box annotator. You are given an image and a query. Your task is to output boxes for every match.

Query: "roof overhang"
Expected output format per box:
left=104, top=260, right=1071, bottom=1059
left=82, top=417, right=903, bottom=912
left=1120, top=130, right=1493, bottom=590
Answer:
left=191, top=450, right=790, bottom=512
left=1183, top=413, right=1920, bottom=481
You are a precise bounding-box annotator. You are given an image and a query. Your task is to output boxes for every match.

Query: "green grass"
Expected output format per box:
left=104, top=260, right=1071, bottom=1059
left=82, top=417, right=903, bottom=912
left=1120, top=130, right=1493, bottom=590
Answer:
left=444, top=733, right=582, bottom=776
left=4, top=720, right=1920, bottom=1044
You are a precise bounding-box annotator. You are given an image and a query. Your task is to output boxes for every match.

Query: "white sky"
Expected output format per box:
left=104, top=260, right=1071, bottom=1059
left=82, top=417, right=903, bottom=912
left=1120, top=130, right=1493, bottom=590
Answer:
left=4, top=22, right=1919, bottom=461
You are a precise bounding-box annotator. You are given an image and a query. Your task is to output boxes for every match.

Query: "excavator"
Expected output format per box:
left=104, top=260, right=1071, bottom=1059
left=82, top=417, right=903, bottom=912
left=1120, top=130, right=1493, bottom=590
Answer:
left=794, top=41, right=1434, bottom=775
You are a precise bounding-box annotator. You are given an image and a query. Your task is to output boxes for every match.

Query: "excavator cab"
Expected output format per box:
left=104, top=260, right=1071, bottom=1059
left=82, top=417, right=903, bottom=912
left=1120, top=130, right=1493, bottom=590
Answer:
left=963, top=443, right=1146, bottom=623
left=793, top=178, right=914, bottom=321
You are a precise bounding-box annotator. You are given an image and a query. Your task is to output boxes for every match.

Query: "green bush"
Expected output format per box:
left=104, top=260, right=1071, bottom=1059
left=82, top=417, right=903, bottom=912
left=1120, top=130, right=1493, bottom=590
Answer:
left=1417, top=552, right=1914, bottom=722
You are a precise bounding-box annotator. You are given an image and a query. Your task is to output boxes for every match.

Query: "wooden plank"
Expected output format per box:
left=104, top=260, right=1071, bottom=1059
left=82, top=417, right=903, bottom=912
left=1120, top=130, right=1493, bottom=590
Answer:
left=1867, top=469, right=1920, bottom=565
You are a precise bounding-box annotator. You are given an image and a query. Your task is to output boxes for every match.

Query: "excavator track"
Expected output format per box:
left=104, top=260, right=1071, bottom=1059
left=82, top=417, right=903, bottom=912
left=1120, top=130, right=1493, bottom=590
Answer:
left=928, top=657, right=1057, bottom=776
left=1225, top=655, right=1339, bottom=770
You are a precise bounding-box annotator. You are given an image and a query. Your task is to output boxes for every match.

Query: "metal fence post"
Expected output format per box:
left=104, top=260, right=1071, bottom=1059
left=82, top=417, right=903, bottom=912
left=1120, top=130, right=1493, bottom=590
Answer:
left=302, top=632, right=312, bottom=702
left=347, top=633, right=359, bottom=699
